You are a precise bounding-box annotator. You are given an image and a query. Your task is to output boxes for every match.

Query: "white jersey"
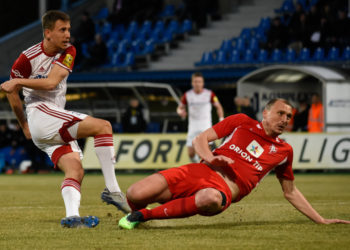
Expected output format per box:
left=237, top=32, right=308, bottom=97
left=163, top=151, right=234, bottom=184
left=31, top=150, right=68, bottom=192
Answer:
left=181, top=88, right=218, bottom=131
left=10, top=41, right=76, bottom=109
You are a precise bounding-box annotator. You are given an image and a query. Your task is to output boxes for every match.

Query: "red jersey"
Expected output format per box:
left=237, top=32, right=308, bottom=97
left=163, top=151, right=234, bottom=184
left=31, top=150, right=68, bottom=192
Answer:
left=212, top=114, right=294, bottom=200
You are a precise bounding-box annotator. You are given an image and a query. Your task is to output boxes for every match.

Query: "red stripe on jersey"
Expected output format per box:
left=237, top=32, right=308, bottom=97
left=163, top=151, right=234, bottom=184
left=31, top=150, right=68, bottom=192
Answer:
left=23, top=43, right=41, bottom=56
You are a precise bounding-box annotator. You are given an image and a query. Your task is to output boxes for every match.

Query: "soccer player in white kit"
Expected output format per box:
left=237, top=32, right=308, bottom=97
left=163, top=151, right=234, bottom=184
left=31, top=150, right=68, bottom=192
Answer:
left=177, top=72, right=224, bottom=162
left=0, top=10, right=130, bottom=228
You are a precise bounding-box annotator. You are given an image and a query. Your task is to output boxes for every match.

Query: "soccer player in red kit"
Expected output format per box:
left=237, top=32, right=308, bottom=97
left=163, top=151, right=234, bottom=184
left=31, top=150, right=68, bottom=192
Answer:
left=0, top=10, right=130, bottom=228
left=118, top=98, right=350, bottom=229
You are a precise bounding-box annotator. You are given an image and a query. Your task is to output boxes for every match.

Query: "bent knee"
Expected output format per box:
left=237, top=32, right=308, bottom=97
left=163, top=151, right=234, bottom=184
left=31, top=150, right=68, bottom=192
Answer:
left=195, top=188, right=223, bottom=215
left=98, top=119, right=112, bottom=134
left=126, top=184, right=144, bottom=202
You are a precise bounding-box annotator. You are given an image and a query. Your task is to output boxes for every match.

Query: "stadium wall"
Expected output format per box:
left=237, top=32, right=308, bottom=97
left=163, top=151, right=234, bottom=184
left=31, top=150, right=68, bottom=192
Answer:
left=82, top=133, right=350, bottom=170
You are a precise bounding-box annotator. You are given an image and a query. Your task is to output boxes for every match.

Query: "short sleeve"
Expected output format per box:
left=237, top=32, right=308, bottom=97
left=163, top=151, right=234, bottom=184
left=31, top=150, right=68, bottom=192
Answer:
left=211, top=91, right=219, bottom=103
left=181, top=92, right=187, bottom=105
left=55, top=45, right=76, bottom=72
left=10, top=53, right=31, bottom=79
left=212, top=114, right=251, bottom=138
left=275, top=147, right=294, bottom=181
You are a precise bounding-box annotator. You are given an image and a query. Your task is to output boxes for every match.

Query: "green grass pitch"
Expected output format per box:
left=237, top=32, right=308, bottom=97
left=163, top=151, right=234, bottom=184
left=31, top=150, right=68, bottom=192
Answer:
left=0, top=173, right=349, bottom=250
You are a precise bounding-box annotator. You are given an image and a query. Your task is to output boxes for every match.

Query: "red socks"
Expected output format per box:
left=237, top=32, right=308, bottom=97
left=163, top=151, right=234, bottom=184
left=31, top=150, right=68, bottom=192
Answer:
left=138, top=195, right=199, bottom=221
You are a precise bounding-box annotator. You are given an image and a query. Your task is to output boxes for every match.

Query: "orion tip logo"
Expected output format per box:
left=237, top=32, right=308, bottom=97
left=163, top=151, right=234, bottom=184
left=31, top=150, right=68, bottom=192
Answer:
left=246, top=140, right=264, bottom=158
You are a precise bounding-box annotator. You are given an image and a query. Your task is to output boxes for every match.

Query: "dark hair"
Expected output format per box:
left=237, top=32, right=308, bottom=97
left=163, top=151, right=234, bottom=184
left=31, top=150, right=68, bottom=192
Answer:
left=265, top=98, right=294, bottom=110
left=191, top=72, right=204, bottom=79
left=42, top=10, right=70, bottom=31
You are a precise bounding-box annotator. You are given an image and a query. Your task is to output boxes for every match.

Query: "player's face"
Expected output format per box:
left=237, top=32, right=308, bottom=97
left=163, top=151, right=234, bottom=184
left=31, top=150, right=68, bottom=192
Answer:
left=46, top=20, right=71, bottom=50
left=262, top=100, right=293, bottom=137
left=192, top=76, right=204, bottom=93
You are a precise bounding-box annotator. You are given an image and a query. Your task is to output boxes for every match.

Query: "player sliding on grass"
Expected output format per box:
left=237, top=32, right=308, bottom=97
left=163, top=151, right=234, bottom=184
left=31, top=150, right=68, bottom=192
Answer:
left=0, top=10, right=130, bottom=228
left=119, top=98, right=350, bottom=229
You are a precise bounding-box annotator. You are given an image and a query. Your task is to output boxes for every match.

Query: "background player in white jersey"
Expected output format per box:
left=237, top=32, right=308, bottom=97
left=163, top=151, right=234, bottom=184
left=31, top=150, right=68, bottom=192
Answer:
left=118, top=98, right=350, bottom=229
left=0, top=10, right=130, bottom=228
left=177, top=72, right=224, bottom=162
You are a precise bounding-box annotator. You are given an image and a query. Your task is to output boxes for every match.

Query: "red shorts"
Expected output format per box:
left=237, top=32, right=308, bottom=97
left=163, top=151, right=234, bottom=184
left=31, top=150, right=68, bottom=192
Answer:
left=159, top=163, right=233, bottom=211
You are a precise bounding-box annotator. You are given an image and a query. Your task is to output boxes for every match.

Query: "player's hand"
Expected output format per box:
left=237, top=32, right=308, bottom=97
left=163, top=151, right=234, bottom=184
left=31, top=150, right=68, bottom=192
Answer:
left=177, top=109, right=187, bottom=118
left=319, top=218, right=350, bottom=224
left=209, top=155, right=234, bottom=167
left=0, top=79, right=18, bottom=93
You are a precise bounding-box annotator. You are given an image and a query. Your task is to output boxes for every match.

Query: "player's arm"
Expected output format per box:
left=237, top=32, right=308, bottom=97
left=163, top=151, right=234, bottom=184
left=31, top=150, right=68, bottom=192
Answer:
left=176, top=103, right=187, bottom=118
left=279, top=178, right=350, bottom=224
left=1, top=64, right=69, bottom=93
left=213, top=100, right=224, bottom=121
left=6, top=91, right=31, bottom=139
left=193, top=128, right=234, bottom=166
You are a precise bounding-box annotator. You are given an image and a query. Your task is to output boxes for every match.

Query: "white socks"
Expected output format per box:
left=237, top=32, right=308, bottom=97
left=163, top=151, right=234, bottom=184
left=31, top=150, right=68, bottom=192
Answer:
left=94, top=134, right=121, bottom=193
left=61, top=178, right=81, bottom=217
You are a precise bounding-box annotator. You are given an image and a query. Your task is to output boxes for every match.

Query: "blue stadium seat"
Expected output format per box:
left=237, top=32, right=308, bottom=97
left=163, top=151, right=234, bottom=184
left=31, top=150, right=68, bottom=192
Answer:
left=297, top=0, right=310, bottom=11
left=275, top=0, right=295, bottom=13
left=215, top=50, right=228, bottom=65
left=220, top=39, right=233, bottom=52
left=312, top=47, right=325, bottom=61
left=242, top=49, right=255, bottom=63
left=270, top=49, right=284, bottom=62
left=111, top=52, right=135, bottom=68
left=167, top=20, right=180, bottom=36
left=240, top=28, right=251, bottom=40
left=248, top=38, right=259, bottom=52
left=181, top=19, right=193, bottom=33
left=327, top=47, right=340, bottom=61
left=195, top=52, right=214, bottom=66
left=299, top=47, right=311, bottom=62
left=257, top=49, right=268, bottom=63
left=230, top=49, right=241, bottom=64
left=140, top=20, right=152, bottom=33
left=234, top=38, right=246, bottom=52
left=117, top=39, right=133, bottom=53
left=258, top=17, right=271, bottom=31
left=342, top=46, right=350, bottom=60
left=285, top=48, right=296, bottom=62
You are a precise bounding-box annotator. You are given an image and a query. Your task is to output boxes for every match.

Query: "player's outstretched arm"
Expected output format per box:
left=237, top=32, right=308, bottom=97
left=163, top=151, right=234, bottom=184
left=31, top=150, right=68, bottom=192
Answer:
left=279, top=178, right=350, bottom=224
left=1, top=64, right=68, bottom=93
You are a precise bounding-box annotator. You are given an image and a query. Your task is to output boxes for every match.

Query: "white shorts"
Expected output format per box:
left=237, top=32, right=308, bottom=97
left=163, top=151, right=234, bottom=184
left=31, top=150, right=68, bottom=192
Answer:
left=26, top=102, right=88, bottom=167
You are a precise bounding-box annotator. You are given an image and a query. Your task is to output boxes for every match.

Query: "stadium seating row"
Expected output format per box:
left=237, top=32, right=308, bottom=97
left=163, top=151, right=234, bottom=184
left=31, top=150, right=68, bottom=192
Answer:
left=87, top=6, right=193, bottom=69
left=196, top=46, right=350, bottom=66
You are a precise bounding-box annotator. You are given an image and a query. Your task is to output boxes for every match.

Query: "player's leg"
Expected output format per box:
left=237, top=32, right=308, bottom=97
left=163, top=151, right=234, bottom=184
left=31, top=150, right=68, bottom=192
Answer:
left=187, top=146, right=199, bottom=162
left=126, top=173, right=172, bottom=210
left=119, top=187, right=225, bottom=229
left=119, top=164, right=229, bottom=229
left=57, top=152, right=99, bottom=228
left=76, top=116, right=130, bottom=213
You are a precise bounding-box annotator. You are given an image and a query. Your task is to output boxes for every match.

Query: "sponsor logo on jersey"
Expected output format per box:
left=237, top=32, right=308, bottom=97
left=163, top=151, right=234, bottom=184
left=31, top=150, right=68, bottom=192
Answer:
left=38, top=66, right=46, bottom=73
left=269, top=144, right=277, bottom=154
left=246, top=140, right=264, bottom=158
left=11, top=69, right=24, bottom=78
left=62, top=53, right=73, bottom=68
left=34, top=74, right=48, bottom=79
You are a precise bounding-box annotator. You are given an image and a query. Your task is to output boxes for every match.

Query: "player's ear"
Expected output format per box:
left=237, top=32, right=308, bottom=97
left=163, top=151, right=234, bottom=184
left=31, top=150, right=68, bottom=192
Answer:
left=44, top=29, right=51, bottom=40
left=262, top=109, right=268, bottom=120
